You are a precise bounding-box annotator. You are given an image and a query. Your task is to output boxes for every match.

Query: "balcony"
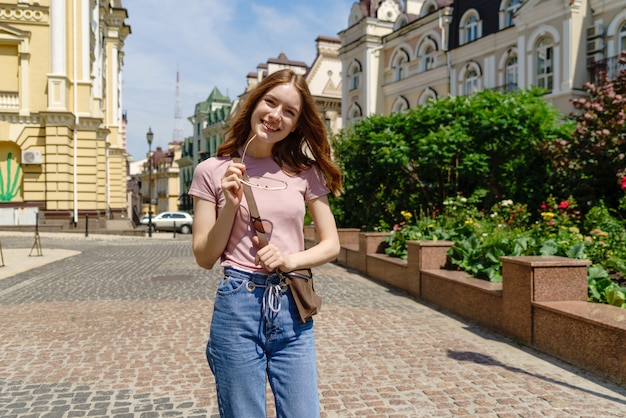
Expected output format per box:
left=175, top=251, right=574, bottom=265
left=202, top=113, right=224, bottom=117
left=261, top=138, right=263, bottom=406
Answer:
left=0, top=91, right=19, bottom=110
left=588, top=54, right=626, bottom=85
left=491, top=83, right=519, bottom=94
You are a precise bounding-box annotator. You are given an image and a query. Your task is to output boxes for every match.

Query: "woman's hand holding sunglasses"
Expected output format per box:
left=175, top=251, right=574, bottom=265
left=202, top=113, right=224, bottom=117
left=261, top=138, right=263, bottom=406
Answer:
left=221, top=162, right=247, bottom=207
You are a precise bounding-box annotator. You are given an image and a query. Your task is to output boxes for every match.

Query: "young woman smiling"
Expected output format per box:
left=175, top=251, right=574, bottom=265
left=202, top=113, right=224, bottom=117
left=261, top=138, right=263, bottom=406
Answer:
left=189, top=69, right=342, bottom=418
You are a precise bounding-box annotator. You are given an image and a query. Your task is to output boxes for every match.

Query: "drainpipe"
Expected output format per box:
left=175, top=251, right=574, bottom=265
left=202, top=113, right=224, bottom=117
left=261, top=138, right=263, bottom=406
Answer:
left=73, top=0, right=79, bottom=225
left=439, top=7, right=453, bottom=94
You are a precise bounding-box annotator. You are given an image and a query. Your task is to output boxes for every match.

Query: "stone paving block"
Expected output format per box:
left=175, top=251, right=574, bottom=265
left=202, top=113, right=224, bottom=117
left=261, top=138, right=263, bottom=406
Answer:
left=1, top=233, right=626, bottom=417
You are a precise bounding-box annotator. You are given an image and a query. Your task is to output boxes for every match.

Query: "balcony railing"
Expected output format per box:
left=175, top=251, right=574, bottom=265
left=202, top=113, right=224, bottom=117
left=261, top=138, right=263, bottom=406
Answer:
left=491, top=83, right=518, bottom=94
left=588, top=54, right=626, bottom=84
left=0, top=91, right=19, bottom=110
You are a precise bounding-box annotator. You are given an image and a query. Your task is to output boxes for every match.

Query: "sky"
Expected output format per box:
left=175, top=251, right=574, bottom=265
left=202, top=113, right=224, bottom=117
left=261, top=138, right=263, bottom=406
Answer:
left=122, top=0, right=355, bottom=161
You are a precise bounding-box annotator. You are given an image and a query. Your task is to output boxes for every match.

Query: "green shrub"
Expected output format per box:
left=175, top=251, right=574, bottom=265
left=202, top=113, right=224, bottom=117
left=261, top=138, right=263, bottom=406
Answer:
left=382, top=196, right=626, bottom=308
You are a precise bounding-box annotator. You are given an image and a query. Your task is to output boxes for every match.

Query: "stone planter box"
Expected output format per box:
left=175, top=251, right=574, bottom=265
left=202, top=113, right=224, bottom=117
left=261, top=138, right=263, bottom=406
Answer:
left=307, top=228, right=626, bottom=387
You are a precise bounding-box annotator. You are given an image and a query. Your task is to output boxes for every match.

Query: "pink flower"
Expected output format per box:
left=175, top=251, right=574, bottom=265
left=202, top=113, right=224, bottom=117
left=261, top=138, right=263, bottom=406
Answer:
left=393, top=224, right=400, bottom=231
left=558, top=201, right=568, bottom=209
left=621, top=176, right=626, bottom=190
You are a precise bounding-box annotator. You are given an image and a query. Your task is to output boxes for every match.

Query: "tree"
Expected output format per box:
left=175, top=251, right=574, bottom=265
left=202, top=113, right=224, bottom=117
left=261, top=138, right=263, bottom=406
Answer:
left=553, top=51, right=626, bottom=210
left=332, top=88, right=572, bottom=229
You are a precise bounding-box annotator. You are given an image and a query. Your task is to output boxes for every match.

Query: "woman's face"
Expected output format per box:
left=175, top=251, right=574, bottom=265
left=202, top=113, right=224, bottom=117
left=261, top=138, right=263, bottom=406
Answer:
left=250, top=82, right=302, bottom=146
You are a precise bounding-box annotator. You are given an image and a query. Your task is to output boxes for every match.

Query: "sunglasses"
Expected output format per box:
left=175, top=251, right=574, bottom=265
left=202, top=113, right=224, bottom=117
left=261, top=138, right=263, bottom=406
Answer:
left=250, top=214, right=266, bottom=233
left=240, top=135, right=288, bottom=191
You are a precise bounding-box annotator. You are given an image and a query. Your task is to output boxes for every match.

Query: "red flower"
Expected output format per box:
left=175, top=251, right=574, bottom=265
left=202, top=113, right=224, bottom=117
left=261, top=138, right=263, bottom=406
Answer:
left=540, top=203, right=547, bottom=210
left=558, top=201, right=569, bottom=209
left=621, top=176, right=626, bottom=190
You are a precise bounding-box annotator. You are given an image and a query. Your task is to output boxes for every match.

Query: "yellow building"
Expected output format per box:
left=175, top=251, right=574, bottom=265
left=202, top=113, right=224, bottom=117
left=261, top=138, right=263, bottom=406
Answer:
left=0, top=0, right=130, bottom=228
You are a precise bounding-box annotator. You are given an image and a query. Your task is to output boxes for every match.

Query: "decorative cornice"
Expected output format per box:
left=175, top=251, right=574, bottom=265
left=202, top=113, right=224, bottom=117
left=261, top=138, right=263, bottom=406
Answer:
left=40, top=112, right=75, bottom=127
left=0, top=5, right=48, bottom=24
left=0, top=112, right=41, bottom=124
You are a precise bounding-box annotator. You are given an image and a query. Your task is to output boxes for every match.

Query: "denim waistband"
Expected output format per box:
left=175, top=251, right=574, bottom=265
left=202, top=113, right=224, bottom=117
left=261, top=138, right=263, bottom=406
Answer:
left=224, top=266, right=282, bottom=285
left=224, top=267, right=284, bottom=318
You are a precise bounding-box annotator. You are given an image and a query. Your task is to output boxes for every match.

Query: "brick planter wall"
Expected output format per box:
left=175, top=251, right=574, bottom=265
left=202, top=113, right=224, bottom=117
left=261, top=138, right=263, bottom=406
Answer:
left=313, top=229, right=626, bottom=387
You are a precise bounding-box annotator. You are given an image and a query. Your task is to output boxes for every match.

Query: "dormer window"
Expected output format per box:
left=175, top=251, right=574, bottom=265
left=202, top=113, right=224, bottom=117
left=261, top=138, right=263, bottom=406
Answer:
left=460, top=10, right=482, bottom=45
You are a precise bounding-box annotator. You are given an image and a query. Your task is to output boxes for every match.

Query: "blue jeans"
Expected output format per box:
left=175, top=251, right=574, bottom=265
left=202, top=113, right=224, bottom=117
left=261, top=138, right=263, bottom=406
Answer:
left=207, top=267, right=320, bottom=418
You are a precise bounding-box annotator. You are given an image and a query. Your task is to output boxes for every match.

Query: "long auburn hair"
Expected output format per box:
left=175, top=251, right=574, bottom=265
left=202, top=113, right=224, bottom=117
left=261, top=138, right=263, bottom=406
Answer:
left=217, top=69, right=343, bottom=196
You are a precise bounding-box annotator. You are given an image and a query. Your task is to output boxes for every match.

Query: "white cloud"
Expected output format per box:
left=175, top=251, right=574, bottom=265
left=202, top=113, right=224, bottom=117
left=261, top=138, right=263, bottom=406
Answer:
left=123, top=0, right=352, bottom=160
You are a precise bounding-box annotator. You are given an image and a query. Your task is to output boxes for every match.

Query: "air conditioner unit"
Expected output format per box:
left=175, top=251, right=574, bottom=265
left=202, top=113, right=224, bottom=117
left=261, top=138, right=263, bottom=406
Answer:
left=587, top=38, right=604, bottom=53
left=586, top=22, right=603, bottom=39
left=22, top=150, right=43, bottom=164
left=586, top=52, right=604, bottom=68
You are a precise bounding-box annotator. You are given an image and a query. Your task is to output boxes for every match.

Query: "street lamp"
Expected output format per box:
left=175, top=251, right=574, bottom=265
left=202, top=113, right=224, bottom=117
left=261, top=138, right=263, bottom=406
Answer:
left=146, top=127, right=154, bottom=237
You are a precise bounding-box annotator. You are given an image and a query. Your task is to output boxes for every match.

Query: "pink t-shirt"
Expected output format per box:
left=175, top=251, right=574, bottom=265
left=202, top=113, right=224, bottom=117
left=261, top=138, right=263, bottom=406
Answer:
left=189, top=153, right=330, bottom=273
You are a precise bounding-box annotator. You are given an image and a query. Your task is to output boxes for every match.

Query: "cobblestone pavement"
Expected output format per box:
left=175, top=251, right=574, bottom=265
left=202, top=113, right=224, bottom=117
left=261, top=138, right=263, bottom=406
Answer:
left=1, top=232, right=626, bottom=417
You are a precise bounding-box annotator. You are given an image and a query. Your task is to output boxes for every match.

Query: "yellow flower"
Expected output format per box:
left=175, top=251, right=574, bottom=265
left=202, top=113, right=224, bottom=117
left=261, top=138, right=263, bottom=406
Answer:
left=541, top=212, right=555, bottom=220
left=401, top=210, right=412, bottom=221
left=465, top=219, right=473, bottom=225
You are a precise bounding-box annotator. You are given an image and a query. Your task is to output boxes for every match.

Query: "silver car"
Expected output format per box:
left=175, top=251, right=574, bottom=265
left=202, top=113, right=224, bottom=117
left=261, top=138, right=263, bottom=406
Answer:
left=142, top=211, right=193, bottom=234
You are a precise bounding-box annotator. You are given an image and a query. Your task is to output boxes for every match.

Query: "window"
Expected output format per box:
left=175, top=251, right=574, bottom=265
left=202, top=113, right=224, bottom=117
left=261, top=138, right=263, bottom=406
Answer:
left=505, top=56, right=518, bottom=92
left=418, top=38, right=438, bottom=72
left=420, top=0, right=438, bottom=17
left=348, top=61, right=362, bottom=90
left=460, top=10, right=482, bottom=45
left=424, top=46, right=435, bottom=71
left=536, top=37, right=554, bottom=91
left=466, top=16, right=479, bottom=42
left=465, top=69, right=479, bottom=94
left=348, top=102, right=363, bottom=122
left=392, top=49, right=410, bottom=82
left=391, top=96, right=409, bottom=114
left=620, top=22, right=626, bottom=53
left=504, top=0, right=522, bottom=28
left=419, top=88, right=437, bottom=105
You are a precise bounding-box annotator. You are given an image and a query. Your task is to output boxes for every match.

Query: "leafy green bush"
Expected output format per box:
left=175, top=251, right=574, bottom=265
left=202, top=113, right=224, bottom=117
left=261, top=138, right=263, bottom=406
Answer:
left=332, top=88, right=573, bottom=230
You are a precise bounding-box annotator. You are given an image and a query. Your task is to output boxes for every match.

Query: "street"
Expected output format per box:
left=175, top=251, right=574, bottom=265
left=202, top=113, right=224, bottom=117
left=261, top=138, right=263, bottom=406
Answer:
left=1, top=232, right=626, bottom=417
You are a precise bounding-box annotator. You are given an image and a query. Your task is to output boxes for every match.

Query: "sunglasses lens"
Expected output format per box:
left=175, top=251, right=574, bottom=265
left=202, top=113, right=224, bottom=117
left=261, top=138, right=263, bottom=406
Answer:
left=252, top=216, right=265, bottom=233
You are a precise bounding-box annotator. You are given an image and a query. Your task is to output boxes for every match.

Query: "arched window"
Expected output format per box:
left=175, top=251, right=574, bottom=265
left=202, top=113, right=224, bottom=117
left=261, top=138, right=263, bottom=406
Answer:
left=391, top=49, right=410, bottom=82
left=418, top=88, right=437, bottom=105
left=466, top=16, right=479, bottom=42
left=394, top=15, right=410, bottom=30
left=348, top=102, right=363, bottom=122
left=420, top=0, right=438, bottom=17
left=505, top=55, right=518, bottom=92
left=460, top=10, right=482, bottom=45
left=348, top=60, right=362, bottom=91
left=465, top=69, right=479, bottom=94
left=503, top=0, right=522, bottom=29
left=536, top=37, right=554, bottom=91
left=620, top=22, right=626, bottom=52
left=391, top=96, right=409, bottom=114
left=418, top=37, right=438, bottom=72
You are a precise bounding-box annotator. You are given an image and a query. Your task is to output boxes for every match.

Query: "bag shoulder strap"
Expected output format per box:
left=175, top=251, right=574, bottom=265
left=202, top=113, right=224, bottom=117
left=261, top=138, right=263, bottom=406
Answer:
left=232, top=152, right=269, bottom=248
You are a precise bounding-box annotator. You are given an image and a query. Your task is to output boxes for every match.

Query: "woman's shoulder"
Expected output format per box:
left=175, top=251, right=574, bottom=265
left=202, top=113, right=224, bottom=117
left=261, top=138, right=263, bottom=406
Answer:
left=195, top=155, right=232, bottom=172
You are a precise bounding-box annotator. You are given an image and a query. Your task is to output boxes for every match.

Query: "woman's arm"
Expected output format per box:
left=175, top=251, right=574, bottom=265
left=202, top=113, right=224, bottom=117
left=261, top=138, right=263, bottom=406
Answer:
left=191, top=161, right=246, bottom=269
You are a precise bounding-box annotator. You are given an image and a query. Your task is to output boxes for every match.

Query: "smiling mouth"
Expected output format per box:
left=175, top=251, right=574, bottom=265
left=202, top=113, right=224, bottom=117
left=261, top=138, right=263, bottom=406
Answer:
left=262, top=120, right=279, bottom=132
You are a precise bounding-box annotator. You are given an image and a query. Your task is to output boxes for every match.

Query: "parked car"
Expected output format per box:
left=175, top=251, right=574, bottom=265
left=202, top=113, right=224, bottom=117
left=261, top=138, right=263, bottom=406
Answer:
left=141, top=211, right=193, bottom=234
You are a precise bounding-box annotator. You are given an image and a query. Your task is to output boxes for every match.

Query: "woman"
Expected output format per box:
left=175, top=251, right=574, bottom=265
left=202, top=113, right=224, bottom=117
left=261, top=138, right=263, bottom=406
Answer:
left=189, top=69, right=342, bottom=418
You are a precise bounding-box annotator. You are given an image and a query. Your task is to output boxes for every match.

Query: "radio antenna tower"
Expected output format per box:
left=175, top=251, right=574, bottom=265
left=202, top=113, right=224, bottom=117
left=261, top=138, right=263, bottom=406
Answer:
left=172, top=67, right=184, bottom=143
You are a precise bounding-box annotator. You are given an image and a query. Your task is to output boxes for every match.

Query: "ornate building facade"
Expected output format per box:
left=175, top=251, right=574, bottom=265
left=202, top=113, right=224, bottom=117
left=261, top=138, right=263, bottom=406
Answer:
left=0, top=0, right=130, bottom=228
left=339, top=0, right=625, bottom=123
